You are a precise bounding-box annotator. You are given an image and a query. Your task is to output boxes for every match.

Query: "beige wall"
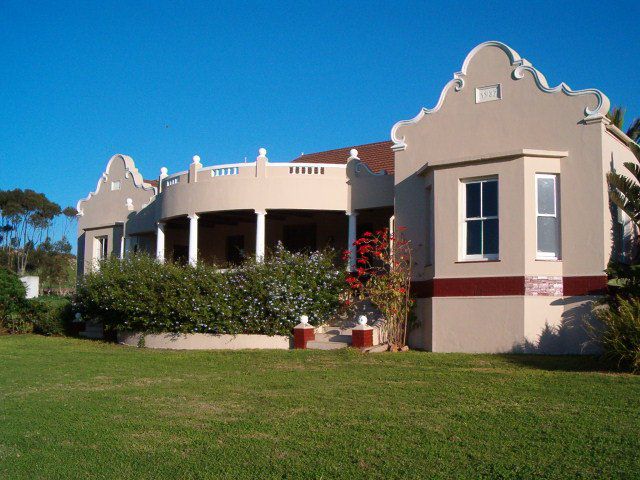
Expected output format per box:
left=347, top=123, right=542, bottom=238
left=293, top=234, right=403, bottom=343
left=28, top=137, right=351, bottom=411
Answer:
left=394, top=41, right=628, bottom=353
left=77, top=155, right=157, bottom=273
left=78, top=152, right=394, bottom=274
left=118, top=331, right=292, bottom=350
left=394, top=43, right=609, bottom=280
left=157, top=156, right=393, bottom=220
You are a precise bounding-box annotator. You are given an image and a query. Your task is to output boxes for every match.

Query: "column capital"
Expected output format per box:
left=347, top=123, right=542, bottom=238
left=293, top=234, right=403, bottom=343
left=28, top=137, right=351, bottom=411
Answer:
left=255, top=210, right=267, bottom=216
left=187, top=213, right=199, bottom=220
left=157, top=221, right=166, bottom=227
left=346, top=210, right=359, bottom=217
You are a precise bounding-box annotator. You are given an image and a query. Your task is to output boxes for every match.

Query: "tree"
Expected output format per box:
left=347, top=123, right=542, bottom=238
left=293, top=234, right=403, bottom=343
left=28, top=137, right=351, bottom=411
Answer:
left=0, top=189, right=61, bottom=274
left=608, top=162, right=640, bottom=229
left=607, top=106, right=640, bottom=142
left=61, top=206, right=78, bottom=241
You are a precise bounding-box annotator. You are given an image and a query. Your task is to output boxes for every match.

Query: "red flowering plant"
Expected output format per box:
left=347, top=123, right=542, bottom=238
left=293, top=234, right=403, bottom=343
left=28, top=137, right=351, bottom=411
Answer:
left=344, top=227, right=414, bottom=349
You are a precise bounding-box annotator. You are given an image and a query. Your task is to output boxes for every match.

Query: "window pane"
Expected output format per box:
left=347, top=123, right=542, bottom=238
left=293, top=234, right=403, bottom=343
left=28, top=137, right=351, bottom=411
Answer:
left=482, top=180, right=498, bottom=217
left=483, top=218, right=499, bottom=255
left=537, top=216, right=558, bottom=254
left=537, top=177, right=555, bottom=215
left=466, top=182, right=481, bottom=218
left=466, top=220, right=482, bottom=255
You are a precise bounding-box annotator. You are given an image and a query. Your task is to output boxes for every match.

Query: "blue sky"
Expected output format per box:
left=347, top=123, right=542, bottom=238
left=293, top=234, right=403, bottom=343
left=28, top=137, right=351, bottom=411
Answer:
left=1, top=0, right=639, bottom=246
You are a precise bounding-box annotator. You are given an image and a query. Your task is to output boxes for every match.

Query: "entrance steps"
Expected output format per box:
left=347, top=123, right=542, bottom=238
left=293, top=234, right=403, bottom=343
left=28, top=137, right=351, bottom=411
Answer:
left=306, top=329, right=351, bottom=350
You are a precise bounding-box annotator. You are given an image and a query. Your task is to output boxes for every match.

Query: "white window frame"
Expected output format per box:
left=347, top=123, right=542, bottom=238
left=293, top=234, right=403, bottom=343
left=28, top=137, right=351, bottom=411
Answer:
left=535, top=174, right=561, bottom=260
left=461, top=176, right=499, bottom=261
left=94, top=236, right=108, bottom=260
left=111, top=180, right=121, bottom=191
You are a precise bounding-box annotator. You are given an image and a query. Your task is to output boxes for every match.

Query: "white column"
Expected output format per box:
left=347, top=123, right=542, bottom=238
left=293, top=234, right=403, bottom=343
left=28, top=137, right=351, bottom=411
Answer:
left=188, top=214, right=199, bottom=266
left=156, top=222, right=165, bottom=263
left=255, top=210, right=266, bottom=262
left=346, top=211, right=358, bottom=271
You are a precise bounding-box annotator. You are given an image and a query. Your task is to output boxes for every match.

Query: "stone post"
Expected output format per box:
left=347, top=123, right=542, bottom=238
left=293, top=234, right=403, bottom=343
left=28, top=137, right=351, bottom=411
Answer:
left=351, top=315, right=373, bottom=349
left=293, top=315, right=315, bottom=349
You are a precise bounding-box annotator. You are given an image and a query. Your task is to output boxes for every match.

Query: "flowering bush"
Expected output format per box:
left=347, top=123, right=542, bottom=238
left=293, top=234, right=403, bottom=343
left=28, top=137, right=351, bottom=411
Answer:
left=75, top=245, right=345, bottom=336
left=344, top=228, right=414, bottom=348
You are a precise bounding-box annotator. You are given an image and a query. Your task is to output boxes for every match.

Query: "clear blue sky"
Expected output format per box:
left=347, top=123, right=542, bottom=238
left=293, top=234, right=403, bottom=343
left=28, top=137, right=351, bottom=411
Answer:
left=1, top=0, right=639, bottom=244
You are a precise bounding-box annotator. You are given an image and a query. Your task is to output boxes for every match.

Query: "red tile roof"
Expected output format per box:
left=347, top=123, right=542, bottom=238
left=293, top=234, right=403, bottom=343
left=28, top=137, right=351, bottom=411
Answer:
left=292, top=140, right=394, bottom=174
left=144, top=179, right=159, bottom=188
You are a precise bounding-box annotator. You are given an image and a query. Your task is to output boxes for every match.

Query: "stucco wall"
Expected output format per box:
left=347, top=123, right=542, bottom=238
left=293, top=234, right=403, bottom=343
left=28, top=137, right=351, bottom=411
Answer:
left=393, top=42, right=609, bottom=281
left=118, top=331, right=292, bottom=350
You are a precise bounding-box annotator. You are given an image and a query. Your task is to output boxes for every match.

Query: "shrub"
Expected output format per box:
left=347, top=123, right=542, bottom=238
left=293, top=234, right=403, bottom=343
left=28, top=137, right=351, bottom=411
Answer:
left=27, top=296, right=73, bottom=336
left=594, top=297, right=640, bottom=373
left=75, top=246, right=345, bottom=336
left=345, top=228, right=414, bottom=348
left=0, top=267, right=27, bottom=333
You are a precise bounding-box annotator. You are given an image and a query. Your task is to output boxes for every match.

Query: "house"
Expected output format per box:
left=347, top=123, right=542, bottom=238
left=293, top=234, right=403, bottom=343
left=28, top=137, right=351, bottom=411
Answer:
left=77, top=41, right=640, bottom=353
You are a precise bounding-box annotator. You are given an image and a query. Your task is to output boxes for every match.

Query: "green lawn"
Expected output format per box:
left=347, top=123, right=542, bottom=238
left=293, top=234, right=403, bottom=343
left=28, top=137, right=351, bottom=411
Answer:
left=1, top=336, right=639, bottom=479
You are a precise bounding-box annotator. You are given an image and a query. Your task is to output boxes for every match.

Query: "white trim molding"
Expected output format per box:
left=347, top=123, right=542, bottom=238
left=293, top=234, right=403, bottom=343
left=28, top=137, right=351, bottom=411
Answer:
left=390, top=40, right=609, bottom=152
left=77, top=154, right=157, bottom=216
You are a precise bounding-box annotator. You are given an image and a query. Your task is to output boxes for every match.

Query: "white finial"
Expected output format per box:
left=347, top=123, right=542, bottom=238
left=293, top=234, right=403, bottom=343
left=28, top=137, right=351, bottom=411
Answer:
left=160, top=167, right=168, bottom=178
left=192, top=155, right=201, bottom=164
left=125, top=198, right=134, bottom=210
left=258, top=147, right=267, bottom=157
left=350, top=149, right=358, bottom=159
left=299, top=315, right=309, bottom=325
left=75, top=312, right=82, bottom=321
left=358, top=315, right=368, bottom=326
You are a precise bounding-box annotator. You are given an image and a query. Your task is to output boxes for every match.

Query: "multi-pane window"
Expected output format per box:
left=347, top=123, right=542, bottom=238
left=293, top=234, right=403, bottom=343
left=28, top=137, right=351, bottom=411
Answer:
left=463, top=178, right=498, bottom=259
left=536, top=174, right=560, bottom=259
left=111, top=181, right=121, bottom=191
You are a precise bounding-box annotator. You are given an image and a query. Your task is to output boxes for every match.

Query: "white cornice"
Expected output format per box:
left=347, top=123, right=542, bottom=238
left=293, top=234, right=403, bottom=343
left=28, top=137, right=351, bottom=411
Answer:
left=390, top=40, right=609, bottom=151
left=77, top=154, right=157, bottom=216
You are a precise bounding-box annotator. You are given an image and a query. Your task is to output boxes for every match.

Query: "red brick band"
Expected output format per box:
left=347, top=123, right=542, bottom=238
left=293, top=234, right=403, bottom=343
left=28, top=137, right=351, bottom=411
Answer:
left=411, top=275, right=607, bottom=298
left=293, top=327, right=315, bottom=349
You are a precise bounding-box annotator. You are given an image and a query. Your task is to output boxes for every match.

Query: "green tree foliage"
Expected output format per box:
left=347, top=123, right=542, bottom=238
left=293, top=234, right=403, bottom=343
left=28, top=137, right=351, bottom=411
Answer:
left=0, top=267, right=28, bottom=333
left=0, top=189, right=62, bottom=274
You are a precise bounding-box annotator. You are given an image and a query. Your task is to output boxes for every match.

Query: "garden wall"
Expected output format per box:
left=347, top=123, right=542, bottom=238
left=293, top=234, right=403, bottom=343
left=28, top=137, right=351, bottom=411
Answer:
left=118, top=331, right=292, bottom=350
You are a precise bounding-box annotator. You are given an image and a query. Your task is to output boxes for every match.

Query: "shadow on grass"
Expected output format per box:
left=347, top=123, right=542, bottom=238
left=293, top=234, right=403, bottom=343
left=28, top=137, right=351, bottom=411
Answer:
left=498, top=353, right=615, bottom=373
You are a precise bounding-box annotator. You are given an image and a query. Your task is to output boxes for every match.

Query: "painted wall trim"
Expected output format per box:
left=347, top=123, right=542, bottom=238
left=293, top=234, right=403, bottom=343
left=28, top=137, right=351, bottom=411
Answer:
left=416, top=148, right=568, bottom=175
left=411, top=275, right=607, bottom=298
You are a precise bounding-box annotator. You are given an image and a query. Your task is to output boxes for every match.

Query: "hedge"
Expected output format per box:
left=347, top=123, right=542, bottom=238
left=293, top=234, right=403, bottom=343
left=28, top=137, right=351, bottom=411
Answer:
left=75, top=245, right=346, bottom=336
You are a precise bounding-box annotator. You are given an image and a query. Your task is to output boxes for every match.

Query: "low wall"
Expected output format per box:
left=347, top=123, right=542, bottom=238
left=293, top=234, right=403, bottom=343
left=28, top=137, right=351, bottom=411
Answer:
left=117, top=331, right=292, bottom=350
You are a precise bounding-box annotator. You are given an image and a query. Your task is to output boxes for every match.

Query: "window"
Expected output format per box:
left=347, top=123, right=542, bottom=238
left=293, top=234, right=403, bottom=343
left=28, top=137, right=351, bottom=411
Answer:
left=614, top=207, right=631, bottom=263
left=463, top=178, right=498, bottom=259
left=95, top=236, right=108, bottom=260
left=536, top=174, right=560, bottom=259
left=111, top=181, right=121, bottom=191
left=426, top=185, right=434, bottom=265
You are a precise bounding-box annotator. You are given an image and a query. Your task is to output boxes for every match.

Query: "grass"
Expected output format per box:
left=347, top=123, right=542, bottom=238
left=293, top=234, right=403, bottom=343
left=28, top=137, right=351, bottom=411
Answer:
left=0, top=336, right=639, bottom=479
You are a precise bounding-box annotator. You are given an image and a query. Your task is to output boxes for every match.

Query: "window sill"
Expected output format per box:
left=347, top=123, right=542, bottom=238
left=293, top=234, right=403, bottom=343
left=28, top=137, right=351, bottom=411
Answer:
left=455, top=259, right=501, bottom=264
left=535, top=258, right=562, bottom=262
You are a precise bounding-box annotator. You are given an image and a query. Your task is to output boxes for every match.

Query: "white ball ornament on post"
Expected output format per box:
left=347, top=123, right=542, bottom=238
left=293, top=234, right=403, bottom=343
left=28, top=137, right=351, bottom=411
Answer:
left=299, top=315, right=309, bottom=325
left=358, top=315, right=368, bottom=326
